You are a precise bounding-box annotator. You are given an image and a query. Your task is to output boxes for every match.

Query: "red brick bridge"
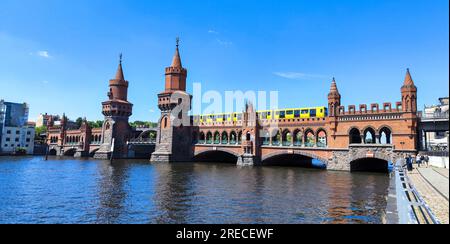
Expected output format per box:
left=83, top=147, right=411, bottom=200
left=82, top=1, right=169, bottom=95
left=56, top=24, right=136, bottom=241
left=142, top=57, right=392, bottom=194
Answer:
left=151, top=43, right=419, bottom=172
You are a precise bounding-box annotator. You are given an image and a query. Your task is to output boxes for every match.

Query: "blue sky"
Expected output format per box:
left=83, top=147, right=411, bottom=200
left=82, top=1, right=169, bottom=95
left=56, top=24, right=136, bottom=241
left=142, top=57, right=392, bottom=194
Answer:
left=0, top=0, right=448, bottom=122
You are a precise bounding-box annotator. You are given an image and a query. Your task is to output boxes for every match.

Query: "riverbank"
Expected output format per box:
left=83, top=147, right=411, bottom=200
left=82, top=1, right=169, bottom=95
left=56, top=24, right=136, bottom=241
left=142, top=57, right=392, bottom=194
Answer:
left=408, top=166, right=449, bottom=224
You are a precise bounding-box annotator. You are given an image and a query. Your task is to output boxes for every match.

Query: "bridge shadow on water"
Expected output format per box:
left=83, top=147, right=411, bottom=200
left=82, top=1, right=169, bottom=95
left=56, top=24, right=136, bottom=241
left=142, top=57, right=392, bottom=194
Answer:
left=193, top=151, right=326, bottom=169
left=262, top=154, right=326, bottom=169
left=350, top=158, right=389, bottom=173
left=193, top=151, right=238, bottom=164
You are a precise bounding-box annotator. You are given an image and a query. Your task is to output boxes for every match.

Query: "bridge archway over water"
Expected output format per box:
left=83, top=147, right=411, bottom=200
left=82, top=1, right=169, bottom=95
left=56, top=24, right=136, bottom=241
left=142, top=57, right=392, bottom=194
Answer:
left=261, top=151, right=327, bottom=169
left=49, top=148, right=57, bottom=156
left=350, top=158, right=389, bottom=173
left=193, top=149, right=240, bottom=164
left=64, top=148, right=77, bottom=157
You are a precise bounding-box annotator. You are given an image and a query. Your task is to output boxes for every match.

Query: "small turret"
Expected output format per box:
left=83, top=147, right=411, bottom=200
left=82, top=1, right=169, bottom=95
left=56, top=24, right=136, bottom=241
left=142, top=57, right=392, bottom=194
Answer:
left=328, top=78, right=341, bottom=117
left=401, top=69, right=418, bottom=113
left=164, top=37, right=188, bottom=92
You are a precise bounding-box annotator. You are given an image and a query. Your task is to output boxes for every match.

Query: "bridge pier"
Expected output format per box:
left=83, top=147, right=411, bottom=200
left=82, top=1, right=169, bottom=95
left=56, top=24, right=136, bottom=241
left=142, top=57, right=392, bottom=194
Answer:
left=74, top=150, right=89, bottom=158
left=237, top=154, right=261, bottom=166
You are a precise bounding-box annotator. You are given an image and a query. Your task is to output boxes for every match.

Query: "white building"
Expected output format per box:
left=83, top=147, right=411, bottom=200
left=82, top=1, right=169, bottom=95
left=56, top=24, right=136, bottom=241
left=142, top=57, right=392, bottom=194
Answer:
left=0, top=100, right=35, bottom=155
left=1, top=124, right=35, bottom=154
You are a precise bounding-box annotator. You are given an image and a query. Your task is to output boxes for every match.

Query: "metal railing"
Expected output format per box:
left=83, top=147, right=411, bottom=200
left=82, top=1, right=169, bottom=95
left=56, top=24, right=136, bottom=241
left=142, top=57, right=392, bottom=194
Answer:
left=418, top=111, right=449, bottom=120
left=128, top=138, right=156, bottom=144
left=419, top=151, right=449, bottom=157
left=394, top=160, right=440, bottom=224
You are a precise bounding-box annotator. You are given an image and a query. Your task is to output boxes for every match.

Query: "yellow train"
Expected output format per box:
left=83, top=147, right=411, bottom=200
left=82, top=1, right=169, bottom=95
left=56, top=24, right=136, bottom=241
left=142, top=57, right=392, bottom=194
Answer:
left=193, top=107, right=327, bottom=123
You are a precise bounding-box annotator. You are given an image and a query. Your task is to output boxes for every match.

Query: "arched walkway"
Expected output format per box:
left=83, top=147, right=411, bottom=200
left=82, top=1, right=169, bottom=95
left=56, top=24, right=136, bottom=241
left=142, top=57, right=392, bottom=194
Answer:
left=363, top=127, right=376, bottom=144
left=379, top=127, right=392, bottom=145
left=349, top=128, right=362, bottom=144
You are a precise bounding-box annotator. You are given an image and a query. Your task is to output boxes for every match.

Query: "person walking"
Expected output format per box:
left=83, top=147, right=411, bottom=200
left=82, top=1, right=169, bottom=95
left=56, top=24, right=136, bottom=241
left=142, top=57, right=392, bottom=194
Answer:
left=416, top=154, right=422, bottom=168
left=424, top=155, right=430, bottom=168
left=407, top=154, right=413, bottom=172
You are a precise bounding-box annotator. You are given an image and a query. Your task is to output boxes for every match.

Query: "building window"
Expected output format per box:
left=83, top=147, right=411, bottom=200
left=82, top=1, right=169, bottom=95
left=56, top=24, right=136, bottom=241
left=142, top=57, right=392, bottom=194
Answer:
left=27, top=131, right=31, bottom=135
left=4, top=144, right=7, bottom=147
left=26, top=144, right=29, bottom=147
left=6, top=138, right=10, bottom=142
left=15, top=138, right=19, bottom=142
left=26, top=138, right=30, bottom=142
left=6, top=130, right=11, bottom=134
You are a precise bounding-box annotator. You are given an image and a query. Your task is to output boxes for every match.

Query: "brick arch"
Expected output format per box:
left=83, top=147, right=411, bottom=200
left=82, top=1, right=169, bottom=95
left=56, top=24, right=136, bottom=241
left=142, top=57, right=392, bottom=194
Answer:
left=89, top=148, right=100, bottom=157
left=347, top=126, right=362, bottom=134
left=361, top=125, right=378, bottom=134
left=138, top=129, right=157, bottom=139
left=193, top=147, right=241, bottom=158
left=377, top=124, right=394, bottom=133
left=261, top=150, right=328, bottom=165
left=64, top=148, right=77, bottom=156
left=350, top=151, right=392, bottom=163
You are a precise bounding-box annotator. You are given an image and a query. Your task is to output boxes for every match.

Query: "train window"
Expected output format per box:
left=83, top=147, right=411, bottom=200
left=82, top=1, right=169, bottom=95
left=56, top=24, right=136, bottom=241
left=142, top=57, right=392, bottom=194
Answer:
left=268, top=112, right=271, bottom=115
left=286, top=110, right=294, bottom=115
left=310, top=109, right=317, bottom=117
left=294, top=110, right=301, bottom=118
left=301, top=110, right=308, bottom=114
left=237, top=114, right=242, bottom=120
left=280, top=111, right=286, bottom=118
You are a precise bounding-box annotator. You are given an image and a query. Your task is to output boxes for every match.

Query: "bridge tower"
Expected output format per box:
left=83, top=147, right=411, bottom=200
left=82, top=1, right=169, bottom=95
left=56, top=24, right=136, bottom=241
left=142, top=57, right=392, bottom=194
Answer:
left=94, top=55, right=133, bottom=159
left=401, top=69, right=418, bottom=113
left=151, top=39, right=193, bottom=163
left=237, top=102, right=261, bottom=166
left=75, top=118, right=92, bottom=157
left=327, top=78, right=341, bottom=141
left=401, top=68, right=419, bottom=149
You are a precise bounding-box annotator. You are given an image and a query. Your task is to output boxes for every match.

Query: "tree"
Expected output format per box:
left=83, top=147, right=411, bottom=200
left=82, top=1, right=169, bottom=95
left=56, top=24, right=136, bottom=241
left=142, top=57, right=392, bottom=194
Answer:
left=76, top=117, right=83, bottom=128
left=35, top=126, right=47, bottom=140
left=88, top=120, right=104, bottom=128
left=130, top=121, right=158, bottom=129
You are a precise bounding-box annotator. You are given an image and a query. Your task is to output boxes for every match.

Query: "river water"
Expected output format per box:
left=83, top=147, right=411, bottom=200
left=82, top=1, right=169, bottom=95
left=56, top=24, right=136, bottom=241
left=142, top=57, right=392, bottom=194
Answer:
left=0, top=156, right=390, bottom=224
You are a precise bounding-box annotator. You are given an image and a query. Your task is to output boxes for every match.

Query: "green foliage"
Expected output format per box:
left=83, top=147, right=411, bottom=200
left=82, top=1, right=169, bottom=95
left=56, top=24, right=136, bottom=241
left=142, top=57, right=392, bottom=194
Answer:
left=88, top=120, right=104, bottom=128
left=15, top=148, right=27, bottom=155
left=130, top=121, right=157, bottom=128
left=35, top=126, right=47, bottom=140
left=75, top=117, right=83, bottom=128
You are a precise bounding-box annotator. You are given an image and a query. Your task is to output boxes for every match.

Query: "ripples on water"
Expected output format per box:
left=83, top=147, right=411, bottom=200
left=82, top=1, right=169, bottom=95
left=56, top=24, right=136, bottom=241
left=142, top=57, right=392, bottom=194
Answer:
left=0, top=156, right=390, bottom=224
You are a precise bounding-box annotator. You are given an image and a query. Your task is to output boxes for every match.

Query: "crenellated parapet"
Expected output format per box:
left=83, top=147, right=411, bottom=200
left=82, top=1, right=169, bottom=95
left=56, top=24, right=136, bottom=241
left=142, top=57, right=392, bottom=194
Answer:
left=337, top=102, right=403, bottom=116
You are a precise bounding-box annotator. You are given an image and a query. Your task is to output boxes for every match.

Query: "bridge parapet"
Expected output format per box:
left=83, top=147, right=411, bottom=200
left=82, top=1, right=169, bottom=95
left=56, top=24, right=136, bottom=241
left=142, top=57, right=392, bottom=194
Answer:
left=338, top=102, right=403, bottom=116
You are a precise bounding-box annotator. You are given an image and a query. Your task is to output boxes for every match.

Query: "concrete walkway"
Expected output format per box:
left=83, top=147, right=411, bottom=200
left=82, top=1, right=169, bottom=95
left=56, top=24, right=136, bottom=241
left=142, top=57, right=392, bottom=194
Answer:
left=418, top=167, right=449, bottom=200
left=408, top=167, right=449, bottom=224
left=433, top=168, right=449, bottom=179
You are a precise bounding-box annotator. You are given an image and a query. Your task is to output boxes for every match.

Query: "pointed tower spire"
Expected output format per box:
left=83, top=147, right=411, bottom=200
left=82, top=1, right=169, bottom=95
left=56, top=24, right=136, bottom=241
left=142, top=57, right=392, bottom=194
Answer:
left=328, top=77, right=341, bottom=117
left=171, top=37, right=183, bottom=68
left=330, top=77, right=340, bottom=94
left=164, top=37, right=188, bottom=92
left=403, top=68, right=415, bottom=86
left=115, top=53, right=125, bottom=80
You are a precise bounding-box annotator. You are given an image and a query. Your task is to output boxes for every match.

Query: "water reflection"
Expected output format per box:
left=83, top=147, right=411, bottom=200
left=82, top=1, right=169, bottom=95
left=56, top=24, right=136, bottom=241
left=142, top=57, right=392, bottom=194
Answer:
left=0, top=157, right=390, bottom=224
left=153, top=163, right=196, bottom=224
left=95, top=160, right=130, bottom=224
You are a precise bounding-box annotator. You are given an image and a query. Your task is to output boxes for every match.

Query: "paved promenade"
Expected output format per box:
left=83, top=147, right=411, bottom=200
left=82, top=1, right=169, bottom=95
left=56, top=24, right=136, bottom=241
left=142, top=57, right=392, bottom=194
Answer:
left=408, top=166, right=449, bottom=224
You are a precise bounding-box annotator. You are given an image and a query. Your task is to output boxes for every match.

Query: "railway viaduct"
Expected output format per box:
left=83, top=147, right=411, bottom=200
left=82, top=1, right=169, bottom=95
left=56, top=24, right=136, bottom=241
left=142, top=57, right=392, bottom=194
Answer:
left=151, top=43, right=419, bottom=172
